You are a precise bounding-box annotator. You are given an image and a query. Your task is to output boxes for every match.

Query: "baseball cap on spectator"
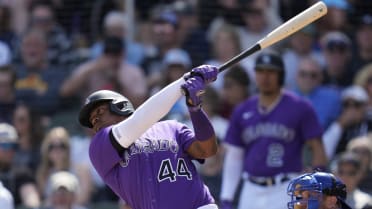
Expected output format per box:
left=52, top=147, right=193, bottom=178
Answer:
left=0, top=42, right=11, bottom=67
left=321, top=31, right=351, bottom=52
left=336, top=152, right=361, bottom=169
left=50, top=171, right=79, bottom=193
left=172, top=1, right=195, bottom=16
left=103, top=11, right=128, bottom=29
left=153, top=10, right=179, bottom=28
left=163, top=48, right=191, bottom=69
left=0, top=123, right=18, bottom=150
left=341, top=85, right=369, bottom=103
left=0, top=123, right=18, bottom=143
left=254, top=51, right=284, bottom=71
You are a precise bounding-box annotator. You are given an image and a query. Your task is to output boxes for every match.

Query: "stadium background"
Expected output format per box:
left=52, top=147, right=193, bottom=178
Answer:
left=0, top=0, right=372, bottom=209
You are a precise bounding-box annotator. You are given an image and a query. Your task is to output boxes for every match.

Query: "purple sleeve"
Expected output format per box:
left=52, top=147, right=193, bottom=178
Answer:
left=173, top=121, right=206, bottom=163
left=175, top=121, right=196, bottom=151
left=89, top=126, right=122, bottom=180
left=300, top=100, right=323, bottom=141
left=224, top=104, right=245, bottom=147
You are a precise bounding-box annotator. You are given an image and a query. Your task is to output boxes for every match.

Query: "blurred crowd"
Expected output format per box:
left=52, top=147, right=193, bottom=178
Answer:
left=0, top=0, right=371, bottom=209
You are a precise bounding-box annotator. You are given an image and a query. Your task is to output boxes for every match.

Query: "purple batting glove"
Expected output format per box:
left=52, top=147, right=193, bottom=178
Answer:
left=181, top=76, right=205, bottom=111
left=188, top=65, right=218, bottom=84
left=220, top=200, right=234, bottom=209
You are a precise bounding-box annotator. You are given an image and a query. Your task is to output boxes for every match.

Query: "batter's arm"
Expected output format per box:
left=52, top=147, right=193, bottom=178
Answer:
left=112, top=78, right=185, bottom=148
left=187, top=138, right=218, bottom=159
left=306, top=137, right=328, bottom=170
left=186, top=109, right=217, bottom=159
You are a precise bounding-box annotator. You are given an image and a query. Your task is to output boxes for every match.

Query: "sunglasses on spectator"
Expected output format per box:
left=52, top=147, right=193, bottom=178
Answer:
left=0, top=142, right=17, bottom=150
left=48, top=142, right=67, bottom=151
left=342, top=101, right=364, bottom=108
left=338, top=169, right=357, bottom=176
left=326, top=40, right=349, bottom=53
left=298, top=70, right=319, bottom=79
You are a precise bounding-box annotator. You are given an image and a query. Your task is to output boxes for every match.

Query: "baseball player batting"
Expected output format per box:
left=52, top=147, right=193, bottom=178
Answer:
left=219, top=51, right=328, bottom=209
left=78, top=65, right=219, bottom=209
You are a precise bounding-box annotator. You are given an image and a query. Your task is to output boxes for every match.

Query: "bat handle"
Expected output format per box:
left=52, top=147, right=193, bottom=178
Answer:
left=218, top=44, right=261, bottom=73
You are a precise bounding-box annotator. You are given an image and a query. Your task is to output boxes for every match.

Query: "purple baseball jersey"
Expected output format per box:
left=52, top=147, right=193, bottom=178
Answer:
left=89, top=120, right=214, bottom=209
left=225, top=91, right=323, bottom=176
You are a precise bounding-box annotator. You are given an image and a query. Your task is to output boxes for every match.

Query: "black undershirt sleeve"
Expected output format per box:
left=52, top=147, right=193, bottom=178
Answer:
left=109, top=130, right=126, bottom=155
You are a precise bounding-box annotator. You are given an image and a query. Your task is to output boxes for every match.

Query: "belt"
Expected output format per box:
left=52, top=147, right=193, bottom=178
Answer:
left=248, top=175, right=290, bottom=187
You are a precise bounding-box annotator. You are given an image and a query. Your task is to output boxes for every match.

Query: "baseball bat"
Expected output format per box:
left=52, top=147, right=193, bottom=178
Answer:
left=218, top=1, right=328, bottom=72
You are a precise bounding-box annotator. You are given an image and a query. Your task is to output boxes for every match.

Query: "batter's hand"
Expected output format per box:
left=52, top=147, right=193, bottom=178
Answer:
left=185, top=65, right=218, bottom=84
left=181, top=76, right=205, bottom=111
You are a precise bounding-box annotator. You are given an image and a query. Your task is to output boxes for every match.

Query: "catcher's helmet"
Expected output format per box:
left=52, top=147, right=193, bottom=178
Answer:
left=254, top=51, right=285, bottom=86
left=78, top=90, right=134, bottom=128
left=287, top=172, right=351, bottom=209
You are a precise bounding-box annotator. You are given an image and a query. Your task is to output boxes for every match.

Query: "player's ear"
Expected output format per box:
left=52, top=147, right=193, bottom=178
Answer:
left=323, top=195, right=338, bottom=209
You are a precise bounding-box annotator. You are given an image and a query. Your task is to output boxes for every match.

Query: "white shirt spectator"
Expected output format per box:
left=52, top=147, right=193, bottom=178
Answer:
left=0, top=41, right=11, bottom=67
left=0, top=181, right=14, bottom=209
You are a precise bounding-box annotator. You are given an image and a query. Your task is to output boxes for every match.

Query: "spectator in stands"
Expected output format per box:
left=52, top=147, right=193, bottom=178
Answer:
left=90, top=10, right=145, bottom=66
left=282, top=25, right=325, bottom=89
left=198, top=0, right=244, bottom=29
left=219, top=65, right=250, bottom=119
left=28, top=1, right=78, bottom=69
left=14, top=28, right=68, bottom=118
left=354, top=63, right=372, bottom=119
left=0, top=123, right=41, bottom=208
left=0, top=65, right=16, bottom=124
left=318, top=0, right=352, bottom=34
left=332, top=151, right=372, bottom=209
left=173, top=0, right=210, bottom=67
left=346, top=135, right=372, bottom=195
left=3, top=0, right=32, bottom=36
left=237, top=0, right=281, bottom=71
left=68, top=128, right=119, bottom=204
left=36, top=127, right=93, bottom=206
left=351, top=14, right=372, bottom=75
left=42, top=171, right=89, bottom=209
left=321, top=31, right=354, bottom=89
left=152, top=48, right=191, bottom=122
left=206, top=23, right=243, bottom=91
left=141, top=7, right=181, bottom=77
left=12, top=103, right=44, bottom=173
left=293, top=57, right=341, bottom=129
left=323, top=85, right=372, bottom=160
left=61, top=36, right=148, bottom=108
